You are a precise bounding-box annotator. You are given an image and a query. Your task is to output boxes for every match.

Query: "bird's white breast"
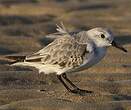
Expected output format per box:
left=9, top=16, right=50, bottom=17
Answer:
left=83, top=47, right=107, bottom=68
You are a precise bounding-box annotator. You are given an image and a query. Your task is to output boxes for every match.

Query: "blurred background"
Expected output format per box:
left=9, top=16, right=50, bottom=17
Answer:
left=0, top=0, right=131, bottom=110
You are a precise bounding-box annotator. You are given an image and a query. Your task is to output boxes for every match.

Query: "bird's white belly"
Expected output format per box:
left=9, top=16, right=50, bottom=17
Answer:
left=12, top=62, right=71, bottom=75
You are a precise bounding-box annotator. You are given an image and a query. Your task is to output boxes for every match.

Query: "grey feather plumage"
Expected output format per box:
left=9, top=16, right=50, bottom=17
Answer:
left=26, top=36, right=89, bottom=69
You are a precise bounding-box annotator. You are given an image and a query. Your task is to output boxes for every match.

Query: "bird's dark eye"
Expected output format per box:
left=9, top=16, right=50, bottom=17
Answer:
left=101, top=34, right=105, bottom=39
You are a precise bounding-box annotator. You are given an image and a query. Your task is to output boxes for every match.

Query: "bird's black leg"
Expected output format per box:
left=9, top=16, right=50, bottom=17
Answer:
left=40, top=74, right=71, bottom=92
left=62, top=73, right=78, bottom=89
left=62, top=73, right=93, bottom=95
left=57, top=75, right=73, bottom=93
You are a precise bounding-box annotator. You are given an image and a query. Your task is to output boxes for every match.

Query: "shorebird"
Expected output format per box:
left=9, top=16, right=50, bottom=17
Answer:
left=6, top=24, right=127, bottom=95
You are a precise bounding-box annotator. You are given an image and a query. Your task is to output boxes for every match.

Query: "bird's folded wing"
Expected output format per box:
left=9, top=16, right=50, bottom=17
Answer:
left=25, top=36, right=91, bottom=68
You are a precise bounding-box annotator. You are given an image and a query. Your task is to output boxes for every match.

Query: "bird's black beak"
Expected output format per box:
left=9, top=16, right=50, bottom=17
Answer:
left=111, top=40, right=127, bottom=53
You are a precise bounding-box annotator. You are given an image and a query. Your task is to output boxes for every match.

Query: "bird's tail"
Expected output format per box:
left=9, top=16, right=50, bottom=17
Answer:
left=1, top=54, right=26, bottom=65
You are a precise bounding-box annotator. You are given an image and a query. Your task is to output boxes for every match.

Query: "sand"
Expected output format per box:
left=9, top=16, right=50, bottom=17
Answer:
left=0, top=0, right=131, bottom=110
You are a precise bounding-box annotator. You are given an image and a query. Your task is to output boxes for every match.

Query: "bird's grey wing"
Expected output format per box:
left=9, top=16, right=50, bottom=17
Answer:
left=25, top=36, right=88, bottom=68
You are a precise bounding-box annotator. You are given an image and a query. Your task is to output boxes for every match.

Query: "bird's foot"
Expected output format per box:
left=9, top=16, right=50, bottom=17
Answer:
left=71, top=88, right=93, bottom=95
left=37, top=89, right=46, bottom=92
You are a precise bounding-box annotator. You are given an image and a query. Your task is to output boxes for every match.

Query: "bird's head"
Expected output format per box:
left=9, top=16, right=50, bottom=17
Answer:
left=87, top=27, right=127, bottom=52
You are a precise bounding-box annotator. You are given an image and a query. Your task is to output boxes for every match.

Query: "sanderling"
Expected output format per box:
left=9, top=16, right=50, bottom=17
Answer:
left=6, top=24, right=127, bottom=95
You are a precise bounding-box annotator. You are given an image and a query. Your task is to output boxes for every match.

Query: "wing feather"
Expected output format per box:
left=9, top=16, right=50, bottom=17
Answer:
left=25, top=36, right=89, bottom=68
